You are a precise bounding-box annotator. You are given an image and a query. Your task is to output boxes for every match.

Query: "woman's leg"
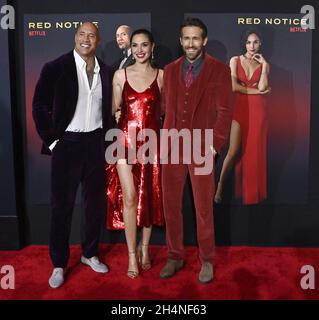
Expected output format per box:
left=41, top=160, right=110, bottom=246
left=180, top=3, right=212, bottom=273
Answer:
left=138, top=226, right=152, bottom=270
left=116, top=162, right=139, bottom=277
left=214, top=121, right=241, bottom=203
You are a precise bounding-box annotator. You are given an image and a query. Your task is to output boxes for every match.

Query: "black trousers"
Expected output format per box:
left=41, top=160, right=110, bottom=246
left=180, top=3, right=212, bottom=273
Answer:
left=50, top=129, right=105, bottom=268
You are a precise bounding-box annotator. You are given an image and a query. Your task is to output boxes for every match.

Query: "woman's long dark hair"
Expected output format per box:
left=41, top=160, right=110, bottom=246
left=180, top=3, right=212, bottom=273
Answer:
left=241, top=29, right=263, bottom=54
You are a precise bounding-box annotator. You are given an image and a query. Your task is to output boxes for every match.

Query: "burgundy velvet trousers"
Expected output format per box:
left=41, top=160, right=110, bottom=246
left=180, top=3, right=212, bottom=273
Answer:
left=162, top=162, right=215, bottom=264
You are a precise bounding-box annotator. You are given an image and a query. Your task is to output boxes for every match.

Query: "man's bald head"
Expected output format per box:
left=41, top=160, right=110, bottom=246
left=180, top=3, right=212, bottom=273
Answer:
left=116, top=25, right=131, bottom=50
left=76, top=22, right=100, bottom=40
left=74, top=22, right=100, bottom=61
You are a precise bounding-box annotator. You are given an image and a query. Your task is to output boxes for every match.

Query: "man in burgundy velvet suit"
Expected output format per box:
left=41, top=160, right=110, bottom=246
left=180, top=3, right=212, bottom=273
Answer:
left=160, top=18, right=233, bottom=283
left=32, top=22, right=113, bottom=288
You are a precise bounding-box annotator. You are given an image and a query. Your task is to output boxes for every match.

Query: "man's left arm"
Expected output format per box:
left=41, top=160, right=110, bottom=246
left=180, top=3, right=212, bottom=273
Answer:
left=213, top=66, right=233, bottom=154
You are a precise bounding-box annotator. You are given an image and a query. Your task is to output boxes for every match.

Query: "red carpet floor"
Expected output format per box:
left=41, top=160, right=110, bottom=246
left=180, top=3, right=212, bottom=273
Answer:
left=0, top=244, right=319, bottom=300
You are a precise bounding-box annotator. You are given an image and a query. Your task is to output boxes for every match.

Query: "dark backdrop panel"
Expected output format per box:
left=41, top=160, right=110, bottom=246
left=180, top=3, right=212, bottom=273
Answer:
left=191, top=13, right=311, bottom=205
left=0, top=0, right=20, bottom=249
left=0, top=0, right=16, bottom=215
left=9, top=0, right=319, bottom=248
left=24, top=13, right=152, bottom=245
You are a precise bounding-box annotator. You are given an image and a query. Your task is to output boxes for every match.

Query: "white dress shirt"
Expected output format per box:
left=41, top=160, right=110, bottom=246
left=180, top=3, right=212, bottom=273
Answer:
left=49, top=50, right=103, bottom=150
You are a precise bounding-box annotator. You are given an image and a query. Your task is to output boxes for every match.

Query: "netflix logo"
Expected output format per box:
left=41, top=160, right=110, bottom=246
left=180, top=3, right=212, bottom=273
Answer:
left=29, top=30, right=46, bottom=37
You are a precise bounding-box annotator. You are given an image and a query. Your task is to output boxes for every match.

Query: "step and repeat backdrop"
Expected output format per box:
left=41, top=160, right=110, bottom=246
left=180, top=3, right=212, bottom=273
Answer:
left=23, top=13, right=152, bottom=244
left=9, top=0, right=318, bottom=247
left=191, top=13, right=311, bottom=205
left=0, top=0, right=17, bottom=249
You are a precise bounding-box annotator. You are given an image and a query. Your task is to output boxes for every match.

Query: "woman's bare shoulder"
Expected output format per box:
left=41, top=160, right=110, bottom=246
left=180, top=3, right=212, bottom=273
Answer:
left=230, top=56, right=240, bottom=63
left=113, top=69, right=125, bottom=84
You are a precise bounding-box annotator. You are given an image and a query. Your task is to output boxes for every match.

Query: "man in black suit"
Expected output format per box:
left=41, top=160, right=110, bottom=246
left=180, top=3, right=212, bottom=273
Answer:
left=32, top=22, right=113, bottom=288
left=114, top=25, right=133, bottom=69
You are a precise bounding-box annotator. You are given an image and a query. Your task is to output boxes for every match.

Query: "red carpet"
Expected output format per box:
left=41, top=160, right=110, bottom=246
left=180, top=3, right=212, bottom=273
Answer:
left=0, top=244, right=319, bottom=300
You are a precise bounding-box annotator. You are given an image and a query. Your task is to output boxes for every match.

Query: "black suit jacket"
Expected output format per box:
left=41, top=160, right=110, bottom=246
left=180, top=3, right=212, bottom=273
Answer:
left=113, top=53, right=134, bottom=71
left=32, top=51, right=113, bottom=155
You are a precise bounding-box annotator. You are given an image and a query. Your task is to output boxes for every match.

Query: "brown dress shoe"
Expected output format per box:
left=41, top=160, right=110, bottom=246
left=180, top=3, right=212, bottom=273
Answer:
left=160, top=259, right=184, bottom=278
left=198, top=262, right=213, bottom=284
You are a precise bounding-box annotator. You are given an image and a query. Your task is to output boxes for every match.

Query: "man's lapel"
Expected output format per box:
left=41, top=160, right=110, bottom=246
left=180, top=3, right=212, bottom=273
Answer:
left=63, top=52, right=79, bottom=113
left=99, top=62, right=108, bottom=124
left=122, top=54, right=134, bottom=69
left=171, top=57, right=184, bottom=127
left=192, top=54, right=215, bottom=110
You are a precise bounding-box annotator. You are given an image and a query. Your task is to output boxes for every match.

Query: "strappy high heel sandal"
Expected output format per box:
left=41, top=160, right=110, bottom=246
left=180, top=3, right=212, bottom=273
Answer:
left=127, top=251, right=139, bottom=279
left=137, top=242, right=151, bottom=271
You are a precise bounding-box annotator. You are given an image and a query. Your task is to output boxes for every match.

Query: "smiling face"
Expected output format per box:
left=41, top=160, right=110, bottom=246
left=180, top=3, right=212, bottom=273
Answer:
left=116, top=25, right=131, bottom=50
left=245, top=33, right=261, bottom=56
left=131, top=33, right=154, bottom=64
left=74, top=22, right=100, bottom=60
left=180, top=26, right=207, bottom=62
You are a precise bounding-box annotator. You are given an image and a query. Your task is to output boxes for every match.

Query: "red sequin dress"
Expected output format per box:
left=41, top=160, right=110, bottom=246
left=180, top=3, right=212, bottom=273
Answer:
left=232, top=56, right=267, bottom=204
left=106, top=68, right=164, bottom=229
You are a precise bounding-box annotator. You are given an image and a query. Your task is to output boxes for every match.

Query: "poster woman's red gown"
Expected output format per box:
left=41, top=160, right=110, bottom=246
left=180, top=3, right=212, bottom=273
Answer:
left=106, top=68, right=164, bottom=229
left=232, top=56, right=267, bottom=204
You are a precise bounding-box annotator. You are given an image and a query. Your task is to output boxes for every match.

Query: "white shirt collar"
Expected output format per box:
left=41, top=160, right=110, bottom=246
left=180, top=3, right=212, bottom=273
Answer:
left=73, top=49, right=100, bottom=73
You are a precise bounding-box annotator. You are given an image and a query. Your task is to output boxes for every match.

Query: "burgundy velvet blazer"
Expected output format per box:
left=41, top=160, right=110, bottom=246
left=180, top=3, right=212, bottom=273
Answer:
left=161, top=53, right=233, bottom=155
left=32, top=51, right=113, bottom=155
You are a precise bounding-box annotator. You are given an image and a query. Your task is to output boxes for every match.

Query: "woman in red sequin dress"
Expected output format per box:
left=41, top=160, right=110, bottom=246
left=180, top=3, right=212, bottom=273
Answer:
left=214, top=30, right=270, bottom=205
left=106, top=29, right=164, bottom=278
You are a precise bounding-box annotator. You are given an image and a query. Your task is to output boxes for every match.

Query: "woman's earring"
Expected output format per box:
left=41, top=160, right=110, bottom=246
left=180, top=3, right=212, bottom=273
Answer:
left=152, top=51, right=154, bottom=60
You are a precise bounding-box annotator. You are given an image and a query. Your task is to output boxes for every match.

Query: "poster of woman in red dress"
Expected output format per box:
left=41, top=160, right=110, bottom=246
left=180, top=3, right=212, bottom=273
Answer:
left=191, top=13, right=311, bottom=205
left=214, top=30, right=270, bottom=205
